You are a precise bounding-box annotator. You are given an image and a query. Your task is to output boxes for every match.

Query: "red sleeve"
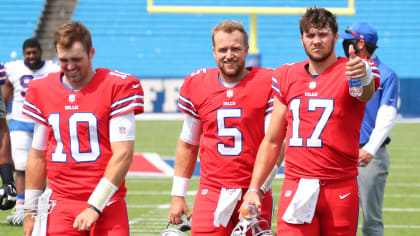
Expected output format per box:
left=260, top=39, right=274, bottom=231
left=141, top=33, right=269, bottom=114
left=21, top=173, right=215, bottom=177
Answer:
left=109, top=72, right=144, bottom=118
left=272, top=65, right=288, bottom=105
left=177, top=69, right=207, bottom=119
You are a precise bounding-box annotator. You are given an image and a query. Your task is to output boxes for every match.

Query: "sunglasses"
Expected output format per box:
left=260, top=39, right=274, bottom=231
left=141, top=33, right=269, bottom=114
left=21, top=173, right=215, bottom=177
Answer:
left=345, top=26, right=364, bottom=40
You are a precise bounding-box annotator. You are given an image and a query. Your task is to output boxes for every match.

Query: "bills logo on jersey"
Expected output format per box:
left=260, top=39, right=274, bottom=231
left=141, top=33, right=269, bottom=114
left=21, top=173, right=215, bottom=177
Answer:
left=68, top=94, right=76, bottom=103
left=309, top=81, right=317, bottom=90
left=305, top=82, right=318, bottom=97
left=227, top=89, right=233, bottom=98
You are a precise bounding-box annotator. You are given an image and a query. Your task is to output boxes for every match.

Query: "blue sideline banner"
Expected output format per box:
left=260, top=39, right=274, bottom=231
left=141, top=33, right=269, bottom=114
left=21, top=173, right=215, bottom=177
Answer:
left=141, top=78, right=419, bottom=118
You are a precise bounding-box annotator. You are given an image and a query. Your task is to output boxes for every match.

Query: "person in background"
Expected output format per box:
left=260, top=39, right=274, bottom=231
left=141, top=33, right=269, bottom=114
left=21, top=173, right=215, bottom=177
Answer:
left=0, top=61, right=17, bottom=212
left=341, top=22, right=399, bottom=236
left=167, top=20, right=280, bottom=235
left=240, top=7, right=380, bottom=236
left=22, top=22, right=144, bottom=235
left=2, top=38, right=61, bottom=225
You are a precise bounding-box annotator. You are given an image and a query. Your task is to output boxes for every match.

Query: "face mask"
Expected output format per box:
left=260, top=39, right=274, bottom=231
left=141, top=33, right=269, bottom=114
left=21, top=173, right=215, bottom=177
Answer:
left=342, top=40, right=358, bottom=57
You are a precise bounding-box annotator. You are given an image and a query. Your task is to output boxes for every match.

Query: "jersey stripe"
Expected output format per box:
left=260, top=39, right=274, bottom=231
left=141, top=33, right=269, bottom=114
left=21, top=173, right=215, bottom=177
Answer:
left=22, top=101, right=46, bottom=125
left=178, top=95, right=199, bottom=118
left=265, top=97, right=274, bottom=115
left=110, top=94, right=144, bottom=118
left=111, top=94, right=144, bottom=109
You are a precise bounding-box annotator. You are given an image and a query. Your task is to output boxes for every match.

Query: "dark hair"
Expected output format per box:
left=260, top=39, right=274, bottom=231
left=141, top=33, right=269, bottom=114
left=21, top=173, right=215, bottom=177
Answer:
left=364, top=42, right=377, bottom=55
left=54, top=21, right=92, bottom=53
left=23, top=38, right=41, bottom=51
left=212, top=20, right=248, bottom=47
left=343, top=39, right=377, bottom=57
left=299, top=6, right=338, bottom=35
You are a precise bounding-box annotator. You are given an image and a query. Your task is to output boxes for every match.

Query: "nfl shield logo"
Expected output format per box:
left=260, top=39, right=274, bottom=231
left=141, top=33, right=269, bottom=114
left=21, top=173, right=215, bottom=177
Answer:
left=309, top=82, right=316, bottom=90
left=227, top=90, right=233, bottom=98
left=68, top=94, right=76, bottom=103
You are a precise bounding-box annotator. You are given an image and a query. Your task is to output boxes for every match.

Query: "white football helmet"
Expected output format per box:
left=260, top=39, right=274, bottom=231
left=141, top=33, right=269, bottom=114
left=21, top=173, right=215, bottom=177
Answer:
left=159, top=219, right=191, bottom=236
left=231, top=216, right=275, bottom=236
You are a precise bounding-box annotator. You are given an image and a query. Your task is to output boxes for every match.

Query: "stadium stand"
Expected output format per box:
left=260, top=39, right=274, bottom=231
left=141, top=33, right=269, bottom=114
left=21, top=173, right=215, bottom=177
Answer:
left=0, top=0, right=45, bottom=60
left=0, top=0, right=419, bottom=116
left=71, top=0, right=420, bottom=116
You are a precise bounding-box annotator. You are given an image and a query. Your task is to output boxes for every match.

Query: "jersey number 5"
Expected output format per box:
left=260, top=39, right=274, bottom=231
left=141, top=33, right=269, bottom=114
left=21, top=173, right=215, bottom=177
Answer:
left=217, top=108, right=243, bottom=156
left=289, top=98, right=333, bottom=148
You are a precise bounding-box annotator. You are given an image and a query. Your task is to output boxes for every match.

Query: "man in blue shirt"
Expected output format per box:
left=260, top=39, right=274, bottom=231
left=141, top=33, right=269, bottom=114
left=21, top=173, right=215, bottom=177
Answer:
left=341, top=22, right=399, bottom=236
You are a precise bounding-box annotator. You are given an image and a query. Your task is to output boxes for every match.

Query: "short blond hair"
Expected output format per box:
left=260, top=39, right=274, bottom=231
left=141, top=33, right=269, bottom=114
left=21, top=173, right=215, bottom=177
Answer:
left=54, top=21, right=92, bottom=54
left=212, top=20, right=248, bottom=47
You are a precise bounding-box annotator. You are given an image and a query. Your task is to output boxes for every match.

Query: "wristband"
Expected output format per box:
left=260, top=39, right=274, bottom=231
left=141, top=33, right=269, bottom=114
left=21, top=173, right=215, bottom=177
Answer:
left=247, top=189, right=259, bottom=194
left=171, top=176, right=190, bottom=197
left=87, top=177, right=118, bottom=213
left=24, top=189, right=43, bottom=211
left=88, top=204, right=102, bottom=215
left=360, top=60, right=373, bottom=86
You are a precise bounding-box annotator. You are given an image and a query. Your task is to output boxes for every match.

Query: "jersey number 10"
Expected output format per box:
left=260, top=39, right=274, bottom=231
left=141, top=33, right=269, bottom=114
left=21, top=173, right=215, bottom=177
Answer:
left=49, top=112, right=100, bottom=162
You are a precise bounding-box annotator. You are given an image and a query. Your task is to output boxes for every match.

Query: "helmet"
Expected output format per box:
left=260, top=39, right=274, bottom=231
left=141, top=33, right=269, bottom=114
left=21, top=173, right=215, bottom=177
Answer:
left=159, top=228, right=187, bottom=236
left=231, top=217, right=276, bottom=236
left=159, top=219, right=191, bottom=236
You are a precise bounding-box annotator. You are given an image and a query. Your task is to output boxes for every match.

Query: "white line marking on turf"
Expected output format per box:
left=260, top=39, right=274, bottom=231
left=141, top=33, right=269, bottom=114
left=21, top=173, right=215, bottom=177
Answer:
left=389, top=173, right=420, bottom=177
left=387, top=183, right=420, bottom=187
left=127, top=204, right=165, bottom=208
left=127, top=190, right=197, bottom=195
left=383, top=225, right=420, bottom=229
left=126, top=178, right=172, bottom=183
left=130, top=218, right=168, bottom=221
left=383, top=208, right=420, bottom=212
left=384, top=194, right=420, bottom=198
left=391, top=165, right=420, bottom=169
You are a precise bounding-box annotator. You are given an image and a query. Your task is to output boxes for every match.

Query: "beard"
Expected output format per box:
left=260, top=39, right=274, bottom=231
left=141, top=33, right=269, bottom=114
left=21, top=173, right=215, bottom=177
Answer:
left=304, top=41, right=335, bottom=63
left=25, top=59, right=44, bottom=70
left=218, top=60, right=245, bottom=80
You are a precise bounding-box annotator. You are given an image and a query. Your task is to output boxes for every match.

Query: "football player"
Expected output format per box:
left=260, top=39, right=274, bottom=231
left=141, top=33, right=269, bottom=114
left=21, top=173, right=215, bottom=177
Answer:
left=241, top=7, right=380, bottom=236
left=168, top=20, right=280, bottom=235
left=0, top=61, right=17, bottom=212
left=2, top=38, right=61, bottom=225
left=22, top=22, right=144, bottom=236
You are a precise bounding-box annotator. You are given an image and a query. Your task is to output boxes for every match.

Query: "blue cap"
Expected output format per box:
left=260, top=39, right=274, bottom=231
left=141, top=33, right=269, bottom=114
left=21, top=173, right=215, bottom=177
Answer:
left=340, top=22, right=378, bottom=46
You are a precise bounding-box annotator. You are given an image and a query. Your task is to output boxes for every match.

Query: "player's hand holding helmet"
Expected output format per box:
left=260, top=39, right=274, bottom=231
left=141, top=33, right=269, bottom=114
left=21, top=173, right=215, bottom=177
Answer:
left=159, top=218, right=191, bottom=236
left=0, top=182, right=17, bottom=210
left=231, top=205, right=275, bottom=236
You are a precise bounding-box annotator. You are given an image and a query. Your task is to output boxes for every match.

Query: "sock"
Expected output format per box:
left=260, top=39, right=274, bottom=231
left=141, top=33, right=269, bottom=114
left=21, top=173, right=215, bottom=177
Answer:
left=16, top=194, right=25, bottom=206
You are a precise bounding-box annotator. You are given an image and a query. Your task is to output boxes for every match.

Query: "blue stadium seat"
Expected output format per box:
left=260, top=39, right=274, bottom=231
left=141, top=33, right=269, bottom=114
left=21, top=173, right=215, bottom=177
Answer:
left=0, top=0, right=44, bottom=61
left=70, top=0, right=418, bottom=79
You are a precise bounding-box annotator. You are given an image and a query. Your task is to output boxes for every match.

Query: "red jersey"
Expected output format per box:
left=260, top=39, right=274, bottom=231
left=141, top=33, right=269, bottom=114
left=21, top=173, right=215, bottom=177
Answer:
left=22, top=68, right=144, bottom=200
left=178, top=67, right=274, bottom=188
left=272, top=58, right=379, bottom=180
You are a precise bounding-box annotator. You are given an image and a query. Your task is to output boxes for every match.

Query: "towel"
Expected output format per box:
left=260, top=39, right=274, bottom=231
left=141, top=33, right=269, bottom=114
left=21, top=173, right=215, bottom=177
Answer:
left=32, top=188, right=54, bottom=236
left=282, top=178, right=320, bottom=224
left=213, top=188, right=242, bottom=227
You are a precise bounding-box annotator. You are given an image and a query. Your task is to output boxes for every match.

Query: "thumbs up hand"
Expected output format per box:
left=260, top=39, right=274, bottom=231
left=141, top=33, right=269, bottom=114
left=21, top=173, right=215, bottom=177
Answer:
left=345, top=44, right=366, bottom=78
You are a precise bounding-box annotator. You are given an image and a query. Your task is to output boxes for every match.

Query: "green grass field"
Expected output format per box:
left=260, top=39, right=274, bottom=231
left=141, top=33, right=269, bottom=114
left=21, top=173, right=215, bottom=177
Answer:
left=1, top=121, right=419, bottom=235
